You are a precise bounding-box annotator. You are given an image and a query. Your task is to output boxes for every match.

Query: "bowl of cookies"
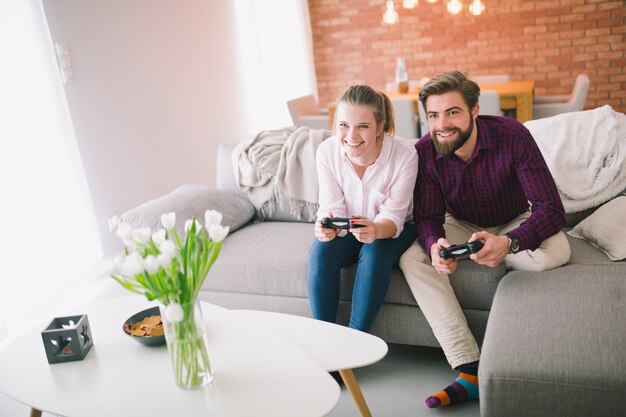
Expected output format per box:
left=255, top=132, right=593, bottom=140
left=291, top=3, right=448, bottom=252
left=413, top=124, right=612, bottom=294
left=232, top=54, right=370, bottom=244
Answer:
left=123, top=306, right=166, bottom=347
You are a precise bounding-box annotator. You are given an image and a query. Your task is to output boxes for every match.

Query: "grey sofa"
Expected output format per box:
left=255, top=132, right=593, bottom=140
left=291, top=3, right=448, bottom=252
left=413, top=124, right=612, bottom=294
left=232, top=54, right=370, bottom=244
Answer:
left=121, top=142, right=626, bottom=417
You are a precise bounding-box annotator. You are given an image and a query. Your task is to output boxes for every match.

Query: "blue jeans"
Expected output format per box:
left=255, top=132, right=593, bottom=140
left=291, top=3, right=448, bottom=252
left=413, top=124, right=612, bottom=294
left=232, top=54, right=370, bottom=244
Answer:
left=307, top=223, right=417, bottom=332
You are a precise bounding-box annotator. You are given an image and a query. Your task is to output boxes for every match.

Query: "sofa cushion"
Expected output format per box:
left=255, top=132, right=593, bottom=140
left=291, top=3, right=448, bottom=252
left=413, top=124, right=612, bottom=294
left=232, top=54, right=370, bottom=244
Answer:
left=568, top=196, right=626, bottom=261
left=206, top=220, right=611, bottom=318
left=479, top=265, right=626, bottom=417
left=120, top=184, right=255, bottom=234
left=205, top=222, right=313, bottom=298
left=207, top=221, right=503, bottom=313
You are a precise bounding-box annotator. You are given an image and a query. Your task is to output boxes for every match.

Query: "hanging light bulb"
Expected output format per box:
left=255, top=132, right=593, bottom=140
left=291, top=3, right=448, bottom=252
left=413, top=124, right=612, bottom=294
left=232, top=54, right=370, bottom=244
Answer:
left=468, top=0, right=485, bottom=15
left=403, top=0, right=418, bottom=8
left=383, top=0, right=399, bottom=25
left=446, top=0, right=463, bottom=14
left=426, top=0, right=438, bottom=3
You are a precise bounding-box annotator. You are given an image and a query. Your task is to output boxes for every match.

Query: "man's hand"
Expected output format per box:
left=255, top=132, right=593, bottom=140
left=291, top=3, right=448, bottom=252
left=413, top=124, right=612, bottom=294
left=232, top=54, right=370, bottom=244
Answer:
left=430, top=238, right=458, bottom=275
left=469, top=231, right=509, bottom=267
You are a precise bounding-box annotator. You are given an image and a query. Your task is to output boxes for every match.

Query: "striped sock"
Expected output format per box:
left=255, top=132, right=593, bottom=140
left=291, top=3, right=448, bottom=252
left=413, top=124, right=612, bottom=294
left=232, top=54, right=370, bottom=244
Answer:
left=425, top=362, right=479, bottom=409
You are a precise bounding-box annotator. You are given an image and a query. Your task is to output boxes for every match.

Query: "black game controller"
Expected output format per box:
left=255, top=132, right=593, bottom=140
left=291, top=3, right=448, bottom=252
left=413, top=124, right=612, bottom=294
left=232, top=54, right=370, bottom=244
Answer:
left=321, top=217, right=365, bottom=229
left=439, top=240, right=484, bottom=260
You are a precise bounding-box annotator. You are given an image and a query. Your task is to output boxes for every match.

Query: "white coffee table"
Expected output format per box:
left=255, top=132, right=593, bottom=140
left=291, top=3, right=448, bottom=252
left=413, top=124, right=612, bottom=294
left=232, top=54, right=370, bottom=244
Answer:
left=0, top=296, right=387, bottom=417
left=0, top=296, right=339, bottom=417
left=232, top=310, right=388, bottom=417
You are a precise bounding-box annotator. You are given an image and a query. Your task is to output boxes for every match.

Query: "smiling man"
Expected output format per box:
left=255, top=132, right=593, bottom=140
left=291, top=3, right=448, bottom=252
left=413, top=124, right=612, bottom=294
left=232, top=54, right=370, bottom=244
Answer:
left=399, top=71, right=571, bottom=409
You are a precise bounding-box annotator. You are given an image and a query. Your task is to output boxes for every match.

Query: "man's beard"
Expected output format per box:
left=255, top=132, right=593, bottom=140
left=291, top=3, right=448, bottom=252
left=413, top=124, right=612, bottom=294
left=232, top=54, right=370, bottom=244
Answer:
left=431, top=116, right=474, bottom=156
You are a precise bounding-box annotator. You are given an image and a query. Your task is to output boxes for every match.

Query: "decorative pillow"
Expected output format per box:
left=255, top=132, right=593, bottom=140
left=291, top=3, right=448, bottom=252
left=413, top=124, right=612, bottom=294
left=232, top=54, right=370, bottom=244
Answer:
left=120, top=184, right=255, bottom=234
left=568, top=196, right=626, bottom=261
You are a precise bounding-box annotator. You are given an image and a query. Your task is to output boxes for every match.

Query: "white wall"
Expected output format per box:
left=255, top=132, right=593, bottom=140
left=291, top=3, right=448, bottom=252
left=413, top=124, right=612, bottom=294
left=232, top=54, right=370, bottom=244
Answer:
left=42, top=0, right=248, bottom=256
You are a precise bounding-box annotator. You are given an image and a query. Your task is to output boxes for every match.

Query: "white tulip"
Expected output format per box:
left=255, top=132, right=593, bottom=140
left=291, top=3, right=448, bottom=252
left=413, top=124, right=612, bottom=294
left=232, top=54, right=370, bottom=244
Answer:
left=143, top=255, right=160, bottom=274
left=116, top=223, right=135, bottom=248
left=209, top=224, right=229, bottom=242
left=205, top=210, right=223, bottom=227
left=164, top=303, right=184, bottom=323
left=161, top=212, right=176, bottom=230
left=121, top=252, right=144, bottom=276
left=159, top=240, right=177, bottom=258
left=132, top=227, right=152, bottom=246
left=108, top=215, right=120, bottom=232
left=152, top=229, right=166, bottom=245
left=184, top=219, right=202, bottom=234
left=157, top=253, right=172, bottom=269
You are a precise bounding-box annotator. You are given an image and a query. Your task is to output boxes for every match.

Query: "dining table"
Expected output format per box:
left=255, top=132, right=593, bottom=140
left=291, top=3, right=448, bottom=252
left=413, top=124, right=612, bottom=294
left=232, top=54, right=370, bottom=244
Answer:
left=326, top=79, right=536, bottom=127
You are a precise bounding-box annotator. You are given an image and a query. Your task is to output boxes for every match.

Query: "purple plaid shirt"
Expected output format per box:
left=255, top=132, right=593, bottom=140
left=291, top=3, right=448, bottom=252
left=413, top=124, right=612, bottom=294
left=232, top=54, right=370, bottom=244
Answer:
left=414, top=115, right=565, bottom=254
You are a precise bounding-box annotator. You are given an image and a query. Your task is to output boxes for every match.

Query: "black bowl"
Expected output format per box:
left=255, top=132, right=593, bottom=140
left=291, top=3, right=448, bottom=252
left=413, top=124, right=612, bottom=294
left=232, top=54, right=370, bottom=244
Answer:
left=123, top=306, right=166, bottom=347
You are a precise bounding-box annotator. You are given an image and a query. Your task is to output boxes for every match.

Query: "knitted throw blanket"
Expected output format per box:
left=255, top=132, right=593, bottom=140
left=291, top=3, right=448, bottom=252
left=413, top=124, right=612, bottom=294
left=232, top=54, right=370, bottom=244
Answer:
left=232, top=126, right=332, bottom=221
left=524, top=105, right=626, bottom=213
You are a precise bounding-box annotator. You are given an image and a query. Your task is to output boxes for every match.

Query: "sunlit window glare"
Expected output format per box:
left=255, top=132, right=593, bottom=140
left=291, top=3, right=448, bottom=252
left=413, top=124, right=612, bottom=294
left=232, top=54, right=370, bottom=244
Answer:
left=0, top=0, right=101, bottom=341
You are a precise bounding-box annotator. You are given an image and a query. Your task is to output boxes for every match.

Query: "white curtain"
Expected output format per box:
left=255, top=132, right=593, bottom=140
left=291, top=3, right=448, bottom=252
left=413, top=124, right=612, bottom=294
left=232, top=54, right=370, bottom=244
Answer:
left=0, top=0, right=101, bottom=341
left=234, top=0, right=318, bottom=134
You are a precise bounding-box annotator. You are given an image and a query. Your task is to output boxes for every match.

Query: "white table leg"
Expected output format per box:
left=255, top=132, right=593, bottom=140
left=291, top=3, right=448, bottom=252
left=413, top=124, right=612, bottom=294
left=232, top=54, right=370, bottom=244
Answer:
left=338, top=369, right=372, bottom=417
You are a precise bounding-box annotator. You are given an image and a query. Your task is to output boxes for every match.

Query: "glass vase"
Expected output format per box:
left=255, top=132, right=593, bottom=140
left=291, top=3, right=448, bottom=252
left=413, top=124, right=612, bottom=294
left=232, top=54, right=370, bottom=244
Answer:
left=160, top=300, right=213, bottom=389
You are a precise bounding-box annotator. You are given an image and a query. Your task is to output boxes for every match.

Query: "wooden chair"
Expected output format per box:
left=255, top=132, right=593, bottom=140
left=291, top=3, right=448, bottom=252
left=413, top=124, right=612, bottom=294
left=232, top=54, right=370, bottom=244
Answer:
left=286, top=95, right=330, bottom=129
left=532, top=74, right=590, bottom=120
left=478, top=90, right=503, bottom=116
left=390, top=97, right=419, bottom=139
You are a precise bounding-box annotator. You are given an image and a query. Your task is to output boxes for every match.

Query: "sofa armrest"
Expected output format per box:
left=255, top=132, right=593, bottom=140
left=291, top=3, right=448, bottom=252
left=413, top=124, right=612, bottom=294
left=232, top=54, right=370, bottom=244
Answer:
left=120, top=184, right=255, bottom=233
left=217, top=142, right=248, bottom=198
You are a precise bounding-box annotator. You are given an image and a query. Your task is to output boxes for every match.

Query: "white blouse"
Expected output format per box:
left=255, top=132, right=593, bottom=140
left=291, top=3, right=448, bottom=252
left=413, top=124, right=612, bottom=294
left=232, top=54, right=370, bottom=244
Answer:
left=315, top=134, right=418, bottom=238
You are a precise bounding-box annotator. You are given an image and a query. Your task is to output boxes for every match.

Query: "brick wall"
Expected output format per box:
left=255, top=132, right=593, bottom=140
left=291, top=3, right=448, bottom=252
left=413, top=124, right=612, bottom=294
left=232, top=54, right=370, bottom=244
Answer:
left=309, top=0, right=626, bottom=114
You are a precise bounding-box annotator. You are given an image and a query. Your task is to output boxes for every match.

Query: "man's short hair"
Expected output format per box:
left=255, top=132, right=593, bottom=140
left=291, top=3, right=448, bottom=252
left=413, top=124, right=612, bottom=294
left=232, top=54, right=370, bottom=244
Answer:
left=419, top=70, right=481, bottom=112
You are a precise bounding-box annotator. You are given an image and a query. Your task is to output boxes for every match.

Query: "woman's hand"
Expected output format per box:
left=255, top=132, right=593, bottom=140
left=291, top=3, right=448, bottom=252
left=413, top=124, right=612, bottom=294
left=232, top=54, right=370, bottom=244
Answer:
left=314, top=212, right=340, bottom=242
left=349, top=215, right=378, bottom=244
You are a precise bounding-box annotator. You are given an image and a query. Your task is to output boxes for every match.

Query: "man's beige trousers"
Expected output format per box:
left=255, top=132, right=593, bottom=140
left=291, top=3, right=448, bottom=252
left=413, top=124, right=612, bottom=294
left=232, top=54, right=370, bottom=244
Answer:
left=399, top=211, right=571, bottom=368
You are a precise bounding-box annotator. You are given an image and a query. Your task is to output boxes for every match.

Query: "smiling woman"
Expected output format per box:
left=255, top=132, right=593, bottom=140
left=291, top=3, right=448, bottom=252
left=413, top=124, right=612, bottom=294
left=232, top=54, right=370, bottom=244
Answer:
left=0, top=0, right=101, bottom=340
left=308, top=85, right=418, bottom=336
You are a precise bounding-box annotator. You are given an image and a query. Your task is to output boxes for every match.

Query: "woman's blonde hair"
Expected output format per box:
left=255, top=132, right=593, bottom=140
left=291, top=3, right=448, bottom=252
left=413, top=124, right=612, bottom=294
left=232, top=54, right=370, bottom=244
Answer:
left=336, top=85, right=395, bottom=136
